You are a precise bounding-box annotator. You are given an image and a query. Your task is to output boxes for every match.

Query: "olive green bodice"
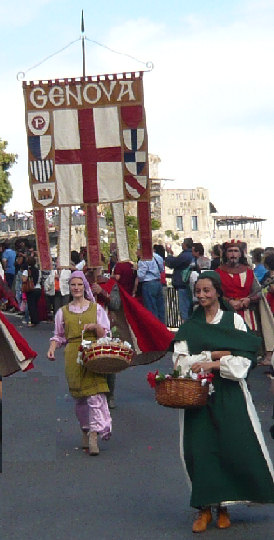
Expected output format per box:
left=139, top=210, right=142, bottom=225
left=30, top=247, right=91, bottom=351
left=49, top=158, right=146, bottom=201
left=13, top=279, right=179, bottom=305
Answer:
left=62, top=303, right=109, bottom=398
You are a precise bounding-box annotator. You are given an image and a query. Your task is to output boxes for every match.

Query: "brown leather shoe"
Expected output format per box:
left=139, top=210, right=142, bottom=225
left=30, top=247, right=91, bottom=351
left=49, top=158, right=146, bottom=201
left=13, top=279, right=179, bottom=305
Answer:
left=192, top=507, right=212, bottom=533
left=217, top=507, right=231, bottom=529
left=89, top=431, right=99, bottom=456
left=82, top=430, right=89, bottom=449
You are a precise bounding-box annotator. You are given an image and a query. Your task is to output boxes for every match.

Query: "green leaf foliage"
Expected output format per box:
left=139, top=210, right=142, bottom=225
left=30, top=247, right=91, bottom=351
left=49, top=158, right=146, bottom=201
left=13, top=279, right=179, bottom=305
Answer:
left=151, top=218, right=161, bottom=230
left=0, top=139, right=17, bottom=212
left=165, top=229, right=179, bottom=241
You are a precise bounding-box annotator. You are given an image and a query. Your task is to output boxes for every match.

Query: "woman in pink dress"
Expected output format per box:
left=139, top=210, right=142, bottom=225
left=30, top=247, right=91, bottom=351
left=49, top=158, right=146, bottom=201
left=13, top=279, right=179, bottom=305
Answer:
left=47, top=271, right=111, bottom=456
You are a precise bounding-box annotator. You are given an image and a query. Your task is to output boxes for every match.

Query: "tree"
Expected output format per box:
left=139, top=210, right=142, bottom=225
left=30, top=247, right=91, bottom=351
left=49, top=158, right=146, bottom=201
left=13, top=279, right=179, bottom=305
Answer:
left=151, top=218, right=161, bottom=230
left=101, top=205, right=139, bottom=262
left=0, top=139, right=17, bottom=213
left=165, top=229, right=179, bottom=241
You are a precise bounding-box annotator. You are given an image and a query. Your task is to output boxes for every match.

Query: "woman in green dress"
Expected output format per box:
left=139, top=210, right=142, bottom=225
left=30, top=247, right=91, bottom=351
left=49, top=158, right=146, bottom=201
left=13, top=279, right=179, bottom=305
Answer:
left=172, top=271, right=274, bottom=533
left=47, top=270, right=111, bottom=456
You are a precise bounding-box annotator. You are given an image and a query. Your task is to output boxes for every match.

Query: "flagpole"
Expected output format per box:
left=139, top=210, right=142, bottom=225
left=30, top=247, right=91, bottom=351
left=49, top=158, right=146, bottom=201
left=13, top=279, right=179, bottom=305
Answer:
left=81, top=10, right=86, bottom=78
left=81, top=10, right=99, bottom=274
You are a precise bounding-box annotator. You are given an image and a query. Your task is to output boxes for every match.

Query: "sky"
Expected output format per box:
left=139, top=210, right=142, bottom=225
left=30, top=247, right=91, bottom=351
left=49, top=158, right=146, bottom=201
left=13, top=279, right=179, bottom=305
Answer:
left=1, top=0, right=274, bottom=246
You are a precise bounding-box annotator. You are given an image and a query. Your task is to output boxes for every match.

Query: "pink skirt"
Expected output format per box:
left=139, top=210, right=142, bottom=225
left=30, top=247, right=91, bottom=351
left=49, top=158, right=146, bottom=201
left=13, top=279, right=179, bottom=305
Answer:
left=75, top=393, right=112, bottom=440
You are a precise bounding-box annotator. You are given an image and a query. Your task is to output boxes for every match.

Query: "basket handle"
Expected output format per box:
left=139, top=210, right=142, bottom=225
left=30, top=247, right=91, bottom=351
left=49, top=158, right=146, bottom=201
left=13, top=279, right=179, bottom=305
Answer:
left=174, top=354, right=184, bottom=372
left=81, top=328, right=94, bottom=342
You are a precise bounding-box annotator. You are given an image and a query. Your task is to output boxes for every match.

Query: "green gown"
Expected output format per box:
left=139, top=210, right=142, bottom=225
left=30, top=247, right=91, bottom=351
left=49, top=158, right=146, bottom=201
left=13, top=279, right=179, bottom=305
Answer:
left=174, top=310, right=274, bottom=508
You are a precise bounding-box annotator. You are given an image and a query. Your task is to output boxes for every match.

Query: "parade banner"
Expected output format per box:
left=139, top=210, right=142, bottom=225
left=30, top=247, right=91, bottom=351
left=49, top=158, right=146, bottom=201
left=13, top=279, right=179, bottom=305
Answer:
left=23, top=72, right=152, bottom=269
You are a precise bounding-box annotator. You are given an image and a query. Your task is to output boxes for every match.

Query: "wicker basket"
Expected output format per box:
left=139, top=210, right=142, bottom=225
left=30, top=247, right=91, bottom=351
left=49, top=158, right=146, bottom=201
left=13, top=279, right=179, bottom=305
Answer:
left=155, top=378, right=209, bottom=409
left=82, top=342, right=133, bottom=374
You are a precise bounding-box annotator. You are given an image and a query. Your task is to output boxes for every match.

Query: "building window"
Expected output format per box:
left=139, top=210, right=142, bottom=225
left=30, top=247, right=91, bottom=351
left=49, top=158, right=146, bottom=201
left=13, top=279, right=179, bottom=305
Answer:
left=176, top=216, right=183, bottom=230
left=192, top=216, right=198, bottom=231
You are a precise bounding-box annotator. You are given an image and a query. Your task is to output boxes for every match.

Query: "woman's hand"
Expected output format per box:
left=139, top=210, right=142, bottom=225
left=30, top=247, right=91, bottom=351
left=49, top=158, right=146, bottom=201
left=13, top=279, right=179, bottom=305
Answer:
left=47, top=340, right=57, bottom=361
left=47, top=348, right=55, bottom=361
left=83, top=323, right=105, bottom=338
left=191, top=360, right=223, bottom=372
left=91, top=283, right=102, bottom=295
left=229, top=299, right=242, bottom=310
left=83, top=323, right=97, bottom=331
left=240, top=297, right=250, bottom=309
left=191, top=361, right=214, bottom=373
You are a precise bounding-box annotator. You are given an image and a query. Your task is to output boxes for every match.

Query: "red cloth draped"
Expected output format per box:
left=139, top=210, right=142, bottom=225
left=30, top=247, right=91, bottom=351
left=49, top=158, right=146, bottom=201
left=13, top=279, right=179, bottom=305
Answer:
left=216, top=266, right=257, bottom=330
left=0, top=311, right=37, bottom=373
left=98, top=278, right=174, bottom=354
left=0, top=276, right=19, bottom=309
left=118, top=285, right=174, bottom=353
left=216, top=267, right=254, bottom=299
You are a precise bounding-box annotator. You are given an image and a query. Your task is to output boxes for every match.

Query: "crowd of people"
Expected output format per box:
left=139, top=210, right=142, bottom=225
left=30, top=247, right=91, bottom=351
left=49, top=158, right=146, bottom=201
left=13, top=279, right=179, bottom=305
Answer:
left=0, top=236, right=274, bottom=388
left=0, top=236, right=273, bottom=532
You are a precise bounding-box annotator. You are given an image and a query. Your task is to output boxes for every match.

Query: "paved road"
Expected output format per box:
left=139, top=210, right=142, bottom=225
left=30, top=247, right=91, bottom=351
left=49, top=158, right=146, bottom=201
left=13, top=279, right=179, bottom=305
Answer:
left=1, top=314, right=274, bottom=540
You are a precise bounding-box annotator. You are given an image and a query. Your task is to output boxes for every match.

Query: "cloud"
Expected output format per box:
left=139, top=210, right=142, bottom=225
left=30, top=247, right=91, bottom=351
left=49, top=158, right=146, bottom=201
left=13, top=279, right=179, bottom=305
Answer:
left=0, top=0, right=54, bottom=27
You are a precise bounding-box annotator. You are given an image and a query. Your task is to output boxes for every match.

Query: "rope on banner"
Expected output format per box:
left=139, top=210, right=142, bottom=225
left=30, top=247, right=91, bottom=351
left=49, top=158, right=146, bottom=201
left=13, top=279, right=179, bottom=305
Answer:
left=85, top=36, right=154, bottom=71
left=16, top=38, right=81, bottom=80
left=16, top=35, right=154, bottom=81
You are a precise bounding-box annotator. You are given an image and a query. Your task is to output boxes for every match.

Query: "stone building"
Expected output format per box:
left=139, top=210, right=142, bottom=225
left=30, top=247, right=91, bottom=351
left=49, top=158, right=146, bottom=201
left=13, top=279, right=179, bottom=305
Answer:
left=149, top=155, right=265, bottom=256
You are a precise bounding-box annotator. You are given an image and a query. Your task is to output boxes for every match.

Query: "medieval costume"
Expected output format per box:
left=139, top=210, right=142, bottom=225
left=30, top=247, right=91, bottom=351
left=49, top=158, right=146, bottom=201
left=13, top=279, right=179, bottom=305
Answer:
left=216, top=263, right=260, bottom=331
left=170, top=271, right=274, bottom=533
left=216, top=242, right=274, bottom=364
left=0, top=311, right=36, bottom=376
left=112, top=261, right=135, bottom=295
left=48, top=271, right=112, bottom=453
left=173, top=307, right=274, bottom=509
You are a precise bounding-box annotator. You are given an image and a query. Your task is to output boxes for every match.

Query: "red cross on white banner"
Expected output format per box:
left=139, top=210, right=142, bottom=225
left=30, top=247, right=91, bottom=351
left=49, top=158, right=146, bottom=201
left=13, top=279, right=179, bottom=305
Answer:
left=54, top=108, right=123, bottom=204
